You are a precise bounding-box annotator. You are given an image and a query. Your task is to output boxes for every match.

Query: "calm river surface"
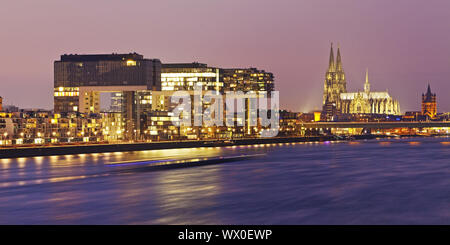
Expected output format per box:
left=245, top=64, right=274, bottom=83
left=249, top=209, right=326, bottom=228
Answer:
left=0, top=137, right=449, bottom=224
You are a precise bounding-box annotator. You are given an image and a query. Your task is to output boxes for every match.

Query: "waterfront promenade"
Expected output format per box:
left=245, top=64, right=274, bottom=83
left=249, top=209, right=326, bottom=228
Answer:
left=0, top=134, right=439, bottom=159
left=0, top=135, right=372, bottom=159
left=2, top=120, right=450, bottom=159
left=301, top=121, right=450, bottom=129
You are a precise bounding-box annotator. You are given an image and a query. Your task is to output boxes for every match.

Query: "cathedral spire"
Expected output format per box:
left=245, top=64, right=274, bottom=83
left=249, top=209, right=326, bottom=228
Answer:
left=328, top=43, right=335, bottom=72
left=336, top=44, right=343, bottom=72
left=364, top=68, right=370, bottom=93
left=426, top=83, right=432, bottom=95
left=366, top=68, right=369, bottom=83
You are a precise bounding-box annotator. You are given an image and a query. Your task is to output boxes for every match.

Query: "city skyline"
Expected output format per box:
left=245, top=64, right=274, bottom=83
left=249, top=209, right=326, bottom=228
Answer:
left=1, top=0, right=450, bottom=229
left=1, top=0, right=450, bottom=112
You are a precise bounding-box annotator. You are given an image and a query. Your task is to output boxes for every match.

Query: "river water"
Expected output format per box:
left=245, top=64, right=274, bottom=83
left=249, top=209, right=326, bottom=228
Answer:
left=0, top=137, right=449, bottom=224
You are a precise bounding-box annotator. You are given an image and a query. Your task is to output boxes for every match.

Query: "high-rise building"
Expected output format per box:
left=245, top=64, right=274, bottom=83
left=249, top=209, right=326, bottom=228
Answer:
left=54, top=53, right=161, bottom=114
left=161, top=62, right=222, bottom=91
left=0, top=96, right=2, bottom=112
left=220, top=68, right=274, bottom=93
left=155, top=62, right=276, bottom=138
left=54, top=53, right=161, bottom=140
left=421, top=84, right=437, bottom=118
left=161, top=63, right=274, bottom=93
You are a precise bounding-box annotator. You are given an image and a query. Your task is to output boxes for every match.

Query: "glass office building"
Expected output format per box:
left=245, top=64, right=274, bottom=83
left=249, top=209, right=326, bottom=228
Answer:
left=220, top=68, right=274, bottom=93
left=54, top=53, right=161, bottom=114
left=161, top=63, right=222, bottom=91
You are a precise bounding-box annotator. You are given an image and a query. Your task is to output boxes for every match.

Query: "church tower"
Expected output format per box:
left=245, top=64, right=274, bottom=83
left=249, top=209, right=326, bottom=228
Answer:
left=323, top=43, right=347, bottom=119
left=421, top=84, right=437, bottom=119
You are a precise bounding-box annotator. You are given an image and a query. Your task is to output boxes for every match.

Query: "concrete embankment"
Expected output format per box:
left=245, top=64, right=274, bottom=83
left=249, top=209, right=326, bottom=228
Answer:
left=0, top=135, right=381, bottom=159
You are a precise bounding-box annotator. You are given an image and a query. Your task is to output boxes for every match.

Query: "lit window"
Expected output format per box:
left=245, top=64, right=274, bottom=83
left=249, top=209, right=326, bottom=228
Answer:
left=126, top=60, right=137, bottom=66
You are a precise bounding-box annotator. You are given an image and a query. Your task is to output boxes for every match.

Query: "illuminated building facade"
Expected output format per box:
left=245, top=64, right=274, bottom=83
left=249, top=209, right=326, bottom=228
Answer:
left=49, top=56, right=279, bottom=143
left=159, top=63, right=276, bottom=138
left=220, top=68, right=274, bottom=93
left=143, top=111, right=180, bottom=141
left=279, top=110, right=299, bottom=136
left=161, top=63, right=222, bottom=91
left=322, top=44, right=401, bottom=119
left=0, top=111, right=104, bottom=145
left=101, top=112, right=125, bottom=141
left=421, top=84, right=437, bottom=119
left=150, top=90, right=217, bottom=139
left=109, top=92, right=124, bottom=112
left=54, top=53, right=161, bottom=140
left=54, top=53, right=161, bottom=114
left=219, top=68, right=275, bottom=136
left=322, top=43, right=347, bottom=117
left=340, top=69, right=401, bottom=115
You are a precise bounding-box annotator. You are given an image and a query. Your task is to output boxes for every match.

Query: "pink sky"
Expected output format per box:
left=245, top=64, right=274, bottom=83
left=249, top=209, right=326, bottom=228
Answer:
left=1, top=0, right=450, bottom=112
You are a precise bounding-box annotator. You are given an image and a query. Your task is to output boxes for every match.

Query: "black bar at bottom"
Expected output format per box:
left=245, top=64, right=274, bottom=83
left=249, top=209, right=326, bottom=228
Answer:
left=0, top=225, right=448, bottom=243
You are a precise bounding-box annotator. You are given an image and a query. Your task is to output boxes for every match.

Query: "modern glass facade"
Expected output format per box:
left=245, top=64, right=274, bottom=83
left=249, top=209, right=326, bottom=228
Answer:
left=109, top=92, right=124, bottom=113
left=54, top=53, right=161, bottom=88
left=54, top=53, right=161, bottom=114
left=220, top=68, right=274, bottom=93
left=161, top=63, right=222, bottom=91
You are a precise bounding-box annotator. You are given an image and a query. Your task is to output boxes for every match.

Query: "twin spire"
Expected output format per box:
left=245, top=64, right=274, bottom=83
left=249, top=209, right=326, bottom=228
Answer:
left=328, top=43, right=335, bottom=72
left=328, top=43, right=343, bottom=72
left=328, top=43, right=371, bottom=93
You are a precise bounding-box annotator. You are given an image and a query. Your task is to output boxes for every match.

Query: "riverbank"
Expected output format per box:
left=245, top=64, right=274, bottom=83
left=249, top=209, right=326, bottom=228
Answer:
left=0, top=134, right=431, bottom=159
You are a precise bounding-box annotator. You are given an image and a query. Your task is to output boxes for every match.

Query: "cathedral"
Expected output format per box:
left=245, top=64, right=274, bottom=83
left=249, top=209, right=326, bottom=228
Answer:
left=322, top=44, right=401, bottom=118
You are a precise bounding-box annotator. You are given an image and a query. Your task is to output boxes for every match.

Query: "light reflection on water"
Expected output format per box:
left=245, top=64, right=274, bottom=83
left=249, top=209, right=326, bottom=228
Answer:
left=0, top=137, right=449, bottom=224
left=152, top=168, right=222, bottom=225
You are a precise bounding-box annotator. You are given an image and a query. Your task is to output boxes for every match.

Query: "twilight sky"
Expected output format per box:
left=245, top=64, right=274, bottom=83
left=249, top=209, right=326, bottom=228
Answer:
left=1, top=0, right=450, bottom=112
